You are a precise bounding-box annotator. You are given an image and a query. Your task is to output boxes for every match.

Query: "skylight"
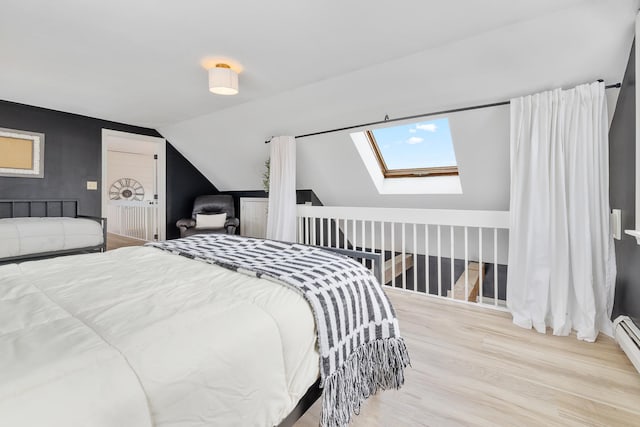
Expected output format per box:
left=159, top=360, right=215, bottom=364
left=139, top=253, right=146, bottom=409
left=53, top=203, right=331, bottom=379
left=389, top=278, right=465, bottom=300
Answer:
left=367, top=118, right=458, bottom=178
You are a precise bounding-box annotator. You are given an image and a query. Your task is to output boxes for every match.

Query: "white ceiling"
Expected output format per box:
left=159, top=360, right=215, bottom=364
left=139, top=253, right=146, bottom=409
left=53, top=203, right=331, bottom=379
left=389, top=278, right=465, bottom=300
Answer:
left=157, top=0, right=637, bottom=209
left=2, top=0, right=637, bottom=211
left=1, top=0, right=594, bottom=128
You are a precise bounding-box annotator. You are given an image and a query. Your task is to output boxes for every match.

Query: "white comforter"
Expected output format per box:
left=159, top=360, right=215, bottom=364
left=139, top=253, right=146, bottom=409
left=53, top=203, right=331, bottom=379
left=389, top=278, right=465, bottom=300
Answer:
left=0, top=246, right=319, bottom=427
left=0, top=217, right=104, bottom=259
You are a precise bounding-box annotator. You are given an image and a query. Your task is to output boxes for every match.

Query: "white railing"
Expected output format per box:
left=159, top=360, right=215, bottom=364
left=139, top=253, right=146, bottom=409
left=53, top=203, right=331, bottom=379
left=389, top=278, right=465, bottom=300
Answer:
left=107, top=200, right=157, bottom=241
left=296, top=205, right=510, bottom=310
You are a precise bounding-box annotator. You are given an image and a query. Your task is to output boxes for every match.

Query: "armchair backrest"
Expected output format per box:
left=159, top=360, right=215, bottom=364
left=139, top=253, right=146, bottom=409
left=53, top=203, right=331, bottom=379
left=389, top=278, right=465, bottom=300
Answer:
left=192, top=195, right=235, bottom=219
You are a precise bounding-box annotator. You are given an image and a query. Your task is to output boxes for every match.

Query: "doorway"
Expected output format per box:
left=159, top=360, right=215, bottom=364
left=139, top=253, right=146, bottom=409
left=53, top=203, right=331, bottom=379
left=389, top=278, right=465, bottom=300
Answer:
left=101, top=129, right=166, bottom=249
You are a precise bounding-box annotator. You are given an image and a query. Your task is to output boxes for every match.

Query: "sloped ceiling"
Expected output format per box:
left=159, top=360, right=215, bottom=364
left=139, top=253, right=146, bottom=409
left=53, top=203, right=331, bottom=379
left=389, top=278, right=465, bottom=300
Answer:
left=2, top=0, right=637, bottom=210
left=1, top=0, right=590, bottom=127
left=158, top=0, right=637, bottom=210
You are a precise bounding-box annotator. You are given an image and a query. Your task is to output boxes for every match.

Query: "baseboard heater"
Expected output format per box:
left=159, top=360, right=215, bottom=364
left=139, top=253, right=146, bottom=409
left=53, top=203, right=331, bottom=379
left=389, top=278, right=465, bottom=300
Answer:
left=613, top=315, right=640, bottom=374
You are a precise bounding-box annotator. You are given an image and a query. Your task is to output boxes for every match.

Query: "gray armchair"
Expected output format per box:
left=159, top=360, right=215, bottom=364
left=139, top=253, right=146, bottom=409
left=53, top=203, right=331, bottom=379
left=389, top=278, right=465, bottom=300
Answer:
left=176, top=195, right=239, bottom=237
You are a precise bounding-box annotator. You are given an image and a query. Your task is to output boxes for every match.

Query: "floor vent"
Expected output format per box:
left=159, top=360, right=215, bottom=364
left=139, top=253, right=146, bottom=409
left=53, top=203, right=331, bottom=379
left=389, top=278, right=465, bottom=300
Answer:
left=614, top=315, right=640, bottom=374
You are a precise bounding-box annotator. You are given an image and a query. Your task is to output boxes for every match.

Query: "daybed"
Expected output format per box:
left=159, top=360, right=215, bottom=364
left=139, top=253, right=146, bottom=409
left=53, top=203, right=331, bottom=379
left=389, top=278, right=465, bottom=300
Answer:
left=0, top=199, right=106, bottom=263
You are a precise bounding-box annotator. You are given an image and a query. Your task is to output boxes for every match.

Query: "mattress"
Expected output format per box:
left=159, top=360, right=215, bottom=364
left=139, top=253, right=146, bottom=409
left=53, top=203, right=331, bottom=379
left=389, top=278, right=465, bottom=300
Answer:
left=0, top=217, right=104, bottom=259
left=0, top=246, right=320, bottom=426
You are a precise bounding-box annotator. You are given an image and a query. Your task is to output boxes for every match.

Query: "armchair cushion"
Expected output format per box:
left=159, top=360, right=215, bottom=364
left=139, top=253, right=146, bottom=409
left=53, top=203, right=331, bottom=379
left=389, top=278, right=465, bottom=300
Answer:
left=196, top=213, right=227, bottom=229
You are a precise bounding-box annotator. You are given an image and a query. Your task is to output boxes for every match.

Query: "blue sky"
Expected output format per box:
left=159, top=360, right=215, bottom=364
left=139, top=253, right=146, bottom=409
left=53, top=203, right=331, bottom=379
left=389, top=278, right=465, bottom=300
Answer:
left=372, top=118, right=457, bottom=169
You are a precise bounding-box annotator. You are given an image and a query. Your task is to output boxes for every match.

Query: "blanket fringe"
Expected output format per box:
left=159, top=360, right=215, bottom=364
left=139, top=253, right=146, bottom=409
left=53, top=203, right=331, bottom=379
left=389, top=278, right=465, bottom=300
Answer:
left=320, top=337, right=411, bottom=427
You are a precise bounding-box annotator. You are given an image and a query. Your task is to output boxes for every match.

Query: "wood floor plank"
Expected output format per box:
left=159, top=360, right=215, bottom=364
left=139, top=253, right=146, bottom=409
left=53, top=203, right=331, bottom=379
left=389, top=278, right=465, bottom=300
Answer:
left=295, top=289, right=640, bottom=426
left=555, top=392, right=640, bottom=427
left=106, top=232, right=146, bottom=251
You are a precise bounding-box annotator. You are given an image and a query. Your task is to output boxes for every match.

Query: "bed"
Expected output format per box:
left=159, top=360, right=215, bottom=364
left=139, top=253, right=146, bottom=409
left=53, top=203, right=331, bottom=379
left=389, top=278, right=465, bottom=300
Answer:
left=0, top=234, right=408, bottom=427
left=0, top=199, right=106, bottom=263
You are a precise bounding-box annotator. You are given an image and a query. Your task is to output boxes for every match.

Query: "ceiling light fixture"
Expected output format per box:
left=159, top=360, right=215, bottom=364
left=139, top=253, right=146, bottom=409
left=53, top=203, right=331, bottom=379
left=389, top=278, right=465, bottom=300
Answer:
left=208, top=63, right=238, bottom=95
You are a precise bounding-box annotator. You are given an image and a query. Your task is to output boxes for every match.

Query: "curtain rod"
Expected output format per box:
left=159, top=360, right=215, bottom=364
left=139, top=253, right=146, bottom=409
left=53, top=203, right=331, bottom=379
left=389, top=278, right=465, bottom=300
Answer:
left=264, top=82, right=621, bottom=144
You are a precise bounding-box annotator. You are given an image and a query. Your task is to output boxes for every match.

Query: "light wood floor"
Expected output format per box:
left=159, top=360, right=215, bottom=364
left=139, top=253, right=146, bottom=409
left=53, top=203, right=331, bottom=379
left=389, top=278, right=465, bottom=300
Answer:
left=296, top=290, right=640, bottom=427
left=106, top=232, right=146, bottom=251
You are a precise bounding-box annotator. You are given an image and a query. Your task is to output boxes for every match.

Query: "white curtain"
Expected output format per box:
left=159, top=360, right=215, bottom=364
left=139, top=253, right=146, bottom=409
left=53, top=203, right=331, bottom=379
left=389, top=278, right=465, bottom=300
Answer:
left=507, top=81, right=616, bottom=342
left=266, top=136, right=297, bottom=242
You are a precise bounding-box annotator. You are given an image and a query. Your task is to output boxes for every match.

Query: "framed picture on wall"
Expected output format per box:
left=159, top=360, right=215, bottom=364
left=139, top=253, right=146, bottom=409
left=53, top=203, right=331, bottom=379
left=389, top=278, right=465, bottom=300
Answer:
left=0, top=127, right=45, bottom=178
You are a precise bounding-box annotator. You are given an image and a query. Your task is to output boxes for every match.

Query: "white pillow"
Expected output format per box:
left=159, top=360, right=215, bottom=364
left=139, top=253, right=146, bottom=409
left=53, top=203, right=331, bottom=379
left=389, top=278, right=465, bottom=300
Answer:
left=195, top=213, right=227, bottom=229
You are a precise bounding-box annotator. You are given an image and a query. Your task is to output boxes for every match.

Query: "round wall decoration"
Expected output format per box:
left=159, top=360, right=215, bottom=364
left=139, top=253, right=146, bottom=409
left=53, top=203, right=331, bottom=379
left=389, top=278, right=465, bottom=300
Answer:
left=109, top=178, right=145, bottom=201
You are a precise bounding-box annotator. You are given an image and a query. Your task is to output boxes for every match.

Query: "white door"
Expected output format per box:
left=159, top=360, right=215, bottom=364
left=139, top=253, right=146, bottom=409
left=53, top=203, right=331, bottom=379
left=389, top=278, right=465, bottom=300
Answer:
left=102, top=129, right=167, bottom=241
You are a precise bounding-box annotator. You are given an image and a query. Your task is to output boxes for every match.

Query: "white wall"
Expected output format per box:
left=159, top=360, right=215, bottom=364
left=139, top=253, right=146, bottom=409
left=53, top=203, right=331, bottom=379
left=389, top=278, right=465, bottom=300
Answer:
left=298, top=106, right=511, bottom=210
left=159, top=1, right=634, bottom=211
left=106, top=151, right=155, bottom=201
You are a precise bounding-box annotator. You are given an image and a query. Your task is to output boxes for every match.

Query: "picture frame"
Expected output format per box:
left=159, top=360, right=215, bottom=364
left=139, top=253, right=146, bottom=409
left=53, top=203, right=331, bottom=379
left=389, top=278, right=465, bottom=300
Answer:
left=0, top=127, right=45, bottom=178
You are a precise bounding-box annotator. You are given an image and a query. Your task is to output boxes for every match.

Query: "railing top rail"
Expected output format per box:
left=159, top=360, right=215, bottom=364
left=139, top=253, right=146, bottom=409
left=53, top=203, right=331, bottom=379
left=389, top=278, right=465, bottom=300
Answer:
left=296, top=205, right=509, bottom=229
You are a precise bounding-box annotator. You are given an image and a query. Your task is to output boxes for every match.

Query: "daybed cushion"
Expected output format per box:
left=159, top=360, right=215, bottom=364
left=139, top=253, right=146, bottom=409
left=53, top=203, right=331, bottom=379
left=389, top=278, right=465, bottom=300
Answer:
left=0, top=217, right=103, bottom=259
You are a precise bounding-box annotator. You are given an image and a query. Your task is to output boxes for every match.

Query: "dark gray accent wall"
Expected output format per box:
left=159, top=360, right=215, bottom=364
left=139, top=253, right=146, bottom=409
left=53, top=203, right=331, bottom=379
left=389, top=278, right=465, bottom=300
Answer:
left=165, top=143, right=219, bottom=240
left=610, top=41, right=640, bottom=324
left=221, top=189, right=323, bottom=214
left=0, top=100, right=219, bottom=239
left=0, top=100, right=160, bottom=216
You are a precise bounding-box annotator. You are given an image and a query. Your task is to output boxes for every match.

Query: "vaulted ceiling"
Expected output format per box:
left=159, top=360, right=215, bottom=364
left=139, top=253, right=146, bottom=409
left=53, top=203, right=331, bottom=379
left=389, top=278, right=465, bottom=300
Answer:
left=0, top=0, right=615, bottom=127
left=2, top=0, right=637, bottom=209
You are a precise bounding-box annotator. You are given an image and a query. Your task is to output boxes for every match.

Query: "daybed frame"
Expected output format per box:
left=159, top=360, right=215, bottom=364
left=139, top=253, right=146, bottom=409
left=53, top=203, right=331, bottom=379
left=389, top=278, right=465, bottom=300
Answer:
left=0, top=199, right=107, bottom=263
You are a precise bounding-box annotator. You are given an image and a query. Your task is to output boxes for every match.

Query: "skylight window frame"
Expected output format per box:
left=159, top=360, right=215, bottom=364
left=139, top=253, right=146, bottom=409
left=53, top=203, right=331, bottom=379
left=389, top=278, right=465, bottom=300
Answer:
left=365, top=130, right=459, bottom=179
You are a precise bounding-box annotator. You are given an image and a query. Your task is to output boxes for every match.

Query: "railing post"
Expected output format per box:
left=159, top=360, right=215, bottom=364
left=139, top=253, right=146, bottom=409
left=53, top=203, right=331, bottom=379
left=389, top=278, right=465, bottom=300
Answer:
left=361, top=220, right=366, bottom=266
left=401, top=222, right=406, bottom=290
left=380, top=221, right=385, bottom=284
left=479, top=227, right=483, bottom=305
left=494, top=228, right=499, bottom=306
left=425, top=224, right=429, bottom=296
left=437, top=225, right=442, bottom=297
left=450, top=225, right=454, bottom=299
left=343, top=219, right=348, bottom=250
left=352, top=219, right=357, bottom=251
left=413, top=223, right=417, bottom=292
left=305, top=217, right=310, bottom=245
left=391, top=223, right=396, bottom=288
left=464, top=226, right=469, bottom=300
left=371, top=220, right=376, bottom=256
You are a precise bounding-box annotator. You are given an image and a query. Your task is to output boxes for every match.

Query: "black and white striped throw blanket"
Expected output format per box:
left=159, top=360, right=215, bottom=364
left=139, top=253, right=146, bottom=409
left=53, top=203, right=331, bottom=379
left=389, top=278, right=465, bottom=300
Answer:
left=147, top=234, right=410, bottom=427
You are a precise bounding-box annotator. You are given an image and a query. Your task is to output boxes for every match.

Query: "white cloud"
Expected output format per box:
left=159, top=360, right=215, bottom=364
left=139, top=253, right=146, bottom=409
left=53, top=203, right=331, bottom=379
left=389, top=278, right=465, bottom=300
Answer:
left=416, top=123, right=437, bottom=132
left=406, top=136, right=424, bottom=144
left=408, top=128, right=417, bottom=133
